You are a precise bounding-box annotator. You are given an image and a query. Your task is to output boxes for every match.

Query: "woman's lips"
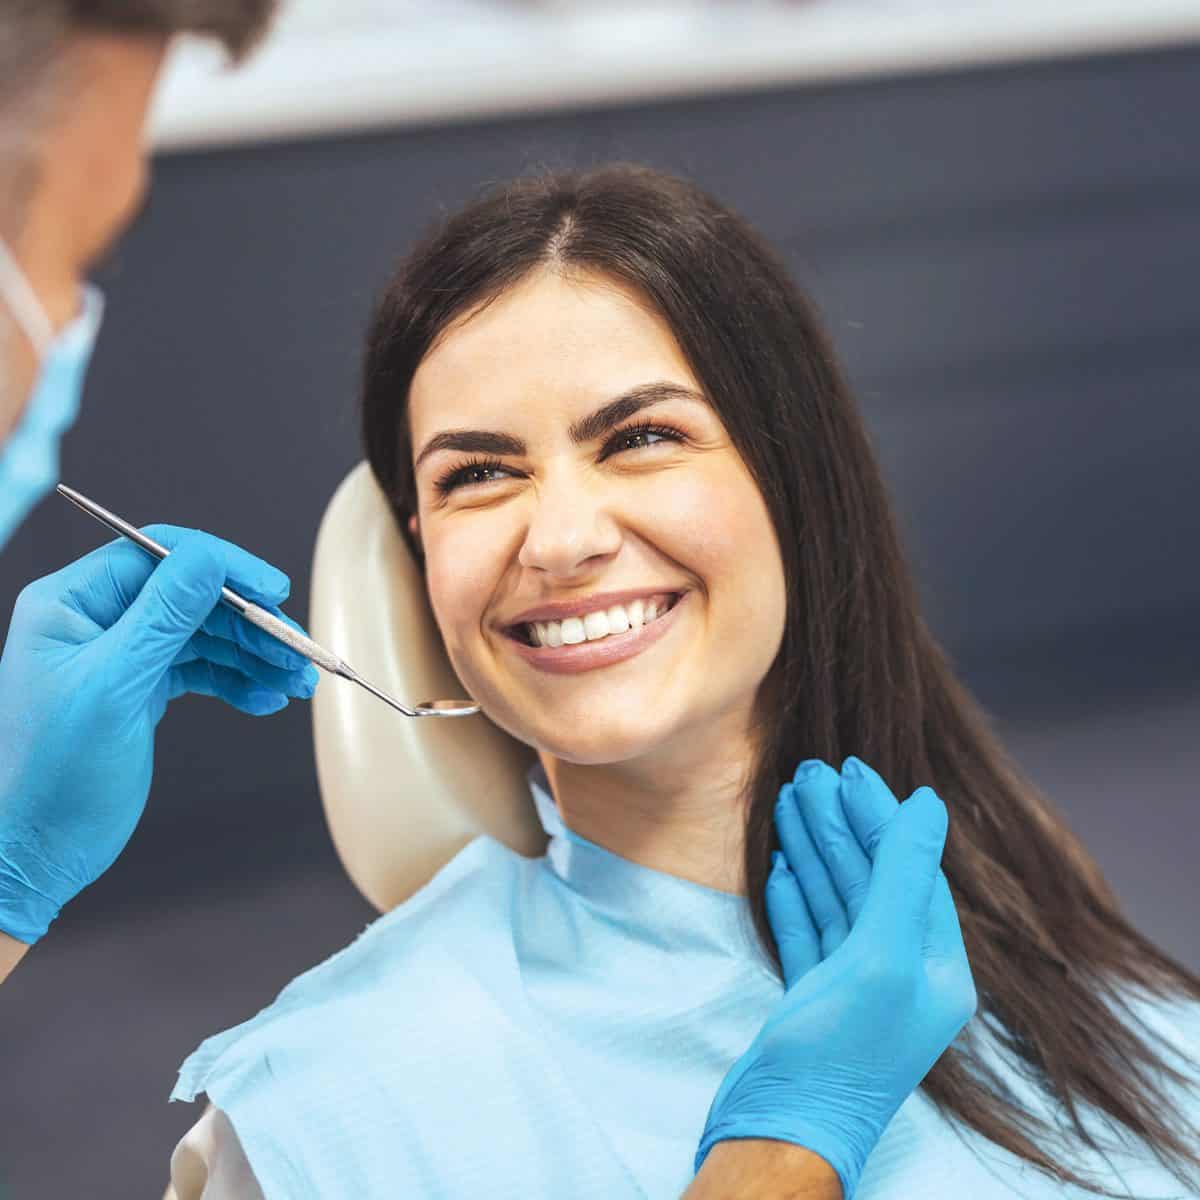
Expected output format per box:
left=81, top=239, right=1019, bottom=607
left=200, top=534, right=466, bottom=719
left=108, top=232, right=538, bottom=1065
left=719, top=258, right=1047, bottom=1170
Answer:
left=504, top=592, right=687, bottom=675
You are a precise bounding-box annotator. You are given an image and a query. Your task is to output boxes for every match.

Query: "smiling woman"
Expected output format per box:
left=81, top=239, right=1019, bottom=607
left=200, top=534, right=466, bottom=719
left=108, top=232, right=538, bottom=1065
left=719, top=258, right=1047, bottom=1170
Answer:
left=170, top=163, right=1199, bottom=1199
left=354, top=164, right=1200, bottom=1194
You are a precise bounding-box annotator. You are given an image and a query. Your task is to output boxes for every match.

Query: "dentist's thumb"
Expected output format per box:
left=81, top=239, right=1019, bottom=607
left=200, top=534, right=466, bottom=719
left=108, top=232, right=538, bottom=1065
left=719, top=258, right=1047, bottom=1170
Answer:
left=106, top=535, right=227, bottom=689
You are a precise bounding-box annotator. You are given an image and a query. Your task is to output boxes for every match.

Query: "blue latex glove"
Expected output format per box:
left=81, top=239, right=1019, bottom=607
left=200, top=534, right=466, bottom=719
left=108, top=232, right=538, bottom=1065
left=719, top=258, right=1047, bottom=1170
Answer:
left=0, top=525, right=320, bottom=944
left=696, top=755, right=976, bottom=1199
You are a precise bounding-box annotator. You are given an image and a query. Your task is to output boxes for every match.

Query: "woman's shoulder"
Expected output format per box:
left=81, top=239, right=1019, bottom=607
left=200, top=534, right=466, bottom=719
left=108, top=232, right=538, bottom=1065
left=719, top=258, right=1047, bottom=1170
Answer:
left=171, top=834, right=537, bottom=1106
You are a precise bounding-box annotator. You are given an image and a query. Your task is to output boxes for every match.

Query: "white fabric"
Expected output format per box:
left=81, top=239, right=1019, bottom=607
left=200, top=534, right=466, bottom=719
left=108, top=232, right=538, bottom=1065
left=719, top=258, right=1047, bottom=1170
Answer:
left=167, top=767, right=1200, bottom=1199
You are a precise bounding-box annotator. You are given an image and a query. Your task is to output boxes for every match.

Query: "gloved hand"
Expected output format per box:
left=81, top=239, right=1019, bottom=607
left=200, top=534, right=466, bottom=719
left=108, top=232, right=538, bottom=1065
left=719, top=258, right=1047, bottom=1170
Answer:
left=0, top=525, right=320, bottom=945
left=696, top=756, right=976, bottom=1199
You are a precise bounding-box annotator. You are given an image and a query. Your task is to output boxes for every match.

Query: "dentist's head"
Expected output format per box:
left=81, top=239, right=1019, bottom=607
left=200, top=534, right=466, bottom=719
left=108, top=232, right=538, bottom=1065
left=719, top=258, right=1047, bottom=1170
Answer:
left=0, top=0, right=277, bottom=547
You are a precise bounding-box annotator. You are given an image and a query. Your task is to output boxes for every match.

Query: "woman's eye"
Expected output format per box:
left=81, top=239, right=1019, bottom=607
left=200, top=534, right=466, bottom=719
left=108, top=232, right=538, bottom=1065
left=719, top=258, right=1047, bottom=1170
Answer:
left=617, top=430, right=662, bottom=450
left=435, top=458, right=509, bottom=496
left=461, top=464, right=503, bottom=486
left=603, top=423, right=684, bottom=457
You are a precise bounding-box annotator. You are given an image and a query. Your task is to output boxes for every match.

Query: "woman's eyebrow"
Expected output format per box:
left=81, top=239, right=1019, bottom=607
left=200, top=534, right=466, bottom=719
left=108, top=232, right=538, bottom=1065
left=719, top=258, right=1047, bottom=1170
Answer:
left=414, top=381, right=704, bottom=470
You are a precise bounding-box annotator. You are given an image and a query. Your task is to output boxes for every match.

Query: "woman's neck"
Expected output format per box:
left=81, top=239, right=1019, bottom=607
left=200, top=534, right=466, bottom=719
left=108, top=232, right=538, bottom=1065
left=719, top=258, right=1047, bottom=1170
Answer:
left=538, top=714, right=759, bottom=896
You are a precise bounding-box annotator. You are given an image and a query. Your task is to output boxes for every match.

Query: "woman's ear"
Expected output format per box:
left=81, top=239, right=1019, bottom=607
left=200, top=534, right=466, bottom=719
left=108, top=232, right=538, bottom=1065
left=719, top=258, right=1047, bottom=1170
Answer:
left=408, top=514, right=421, bottom=549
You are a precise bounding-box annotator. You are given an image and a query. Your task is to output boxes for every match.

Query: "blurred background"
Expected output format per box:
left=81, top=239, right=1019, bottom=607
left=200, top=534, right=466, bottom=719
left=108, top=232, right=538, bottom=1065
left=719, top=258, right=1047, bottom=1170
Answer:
left=2, top=1, right=1200, bottom=1195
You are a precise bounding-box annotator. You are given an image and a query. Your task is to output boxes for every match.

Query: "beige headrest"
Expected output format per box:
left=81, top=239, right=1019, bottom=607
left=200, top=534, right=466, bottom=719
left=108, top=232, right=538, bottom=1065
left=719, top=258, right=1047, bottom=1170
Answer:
left=309, top=462, right=544, bottom=914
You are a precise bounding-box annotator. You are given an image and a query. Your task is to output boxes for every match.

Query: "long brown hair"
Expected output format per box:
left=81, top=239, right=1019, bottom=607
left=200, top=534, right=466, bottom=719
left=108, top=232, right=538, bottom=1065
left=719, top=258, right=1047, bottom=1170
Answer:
left=361, top=163, right=1200, bottom=1194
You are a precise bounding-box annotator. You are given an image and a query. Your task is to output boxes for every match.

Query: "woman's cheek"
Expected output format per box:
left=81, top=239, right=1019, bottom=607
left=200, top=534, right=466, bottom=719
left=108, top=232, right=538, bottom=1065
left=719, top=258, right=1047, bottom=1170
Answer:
left=649, top=468, right=752, bottom=568
left=652, top=461, right=785, bottom=643
left=423, top=513, right=509, bottom=646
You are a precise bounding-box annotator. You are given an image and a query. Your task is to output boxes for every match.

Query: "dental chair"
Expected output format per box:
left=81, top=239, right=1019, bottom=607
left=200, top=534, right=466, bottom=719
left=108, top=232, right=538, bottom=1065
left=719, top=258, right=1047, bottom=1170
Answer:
left=165, top=462, right=545, bottom=1199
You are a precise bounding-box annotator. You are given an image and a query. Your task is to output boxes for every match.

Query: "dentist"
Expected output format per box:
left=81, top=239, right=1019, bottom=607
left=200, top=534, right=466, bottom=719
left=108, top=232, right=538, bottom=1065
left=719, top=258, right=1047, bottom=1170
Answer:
left=0, top=1, right=319, bottom=981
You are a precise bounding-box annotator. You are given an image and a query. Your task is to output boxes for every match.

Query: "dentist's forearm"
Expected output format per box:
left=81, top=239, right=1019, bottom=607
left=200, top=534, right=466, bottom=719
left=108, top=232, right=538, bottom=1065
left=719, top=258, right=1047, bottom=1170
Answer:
left=0, top=929, right=31, bottom=984
left=683, top=1140, right=842, bottom=1200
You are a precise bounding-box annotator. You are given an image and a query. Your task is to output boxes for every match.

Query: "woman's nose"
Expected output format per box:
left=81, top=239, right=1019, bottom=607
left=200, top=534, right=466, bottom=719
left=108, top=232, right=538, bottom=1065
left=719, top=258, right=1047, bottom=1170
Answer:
left=517, top=478, right=621, bottom=578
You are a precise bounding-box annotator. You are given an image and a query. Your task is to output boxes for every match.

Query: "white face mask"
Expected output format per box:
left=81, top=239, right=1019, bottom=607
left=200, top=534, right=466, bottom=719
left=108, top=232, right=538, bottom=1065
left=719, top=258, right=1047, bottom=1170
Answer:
left=0, top=238, right=104, bottom=549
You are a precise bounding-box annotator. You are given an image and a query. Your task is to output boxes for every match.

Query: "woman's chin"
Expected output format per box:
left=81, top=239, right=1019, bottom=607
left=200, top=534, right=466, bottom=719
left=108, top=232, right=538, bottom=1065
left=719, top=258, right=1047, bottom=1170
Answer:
left=543, top=737, right=662, bottom=767
left=488, top=704, right=677, bottom=767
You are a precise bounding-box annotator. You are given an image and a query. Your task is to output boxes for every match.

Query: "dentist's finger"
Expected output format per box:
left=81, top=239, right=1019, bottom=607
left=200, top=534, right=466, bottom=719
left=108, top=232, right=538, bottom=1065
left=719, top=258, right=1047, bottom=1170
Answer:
left=766, top=850, right=821, bottom=987
left=775, top=774, right=849, bottom=956
left=139, top=524, right=291, bottom=605
left=838, top=756, right=905, bottom=866
left=167, top=660, right=290, bottom=715
left=837, top=756, right=902, bottom=908
left=199, top=602, right=314, bottom=673
left=856, top=787, right=948, bottom=950
left=174, top=631, right=318, bottom=698
left=795, top=758, right=873, bottom=930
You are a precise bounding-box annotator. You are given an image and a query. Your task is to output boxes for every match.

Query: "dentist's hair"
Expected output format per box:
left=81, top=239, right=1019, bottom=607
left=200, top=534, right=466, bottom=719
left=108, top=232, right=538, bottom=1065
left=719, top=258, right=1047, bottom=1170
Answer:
left=0, top=0, right=277, bottom=233
left=361, top=163, right=1200, bottom=1195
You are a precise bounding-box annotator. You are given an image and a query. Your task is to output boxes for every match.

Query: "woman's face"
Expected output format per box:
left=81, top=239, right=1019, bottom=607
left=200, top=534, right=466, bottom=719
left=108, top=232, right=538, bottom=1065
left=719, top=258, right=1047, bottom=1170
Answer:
left=408, top=267, right=787, bottom=766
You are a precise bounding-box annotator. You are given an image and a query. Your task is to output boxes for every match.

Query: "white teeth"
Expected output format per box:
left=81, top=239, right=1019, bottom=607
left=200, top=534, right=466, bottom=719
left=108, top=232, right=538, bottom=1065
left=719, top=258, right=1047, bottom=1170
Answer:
left=520, top=594, right=676, bottom=648
left=560, top=617, right=586, bottom=645
left=583, top=611, right=610, bottom=641
left=606, top=605, right=630, bottom=634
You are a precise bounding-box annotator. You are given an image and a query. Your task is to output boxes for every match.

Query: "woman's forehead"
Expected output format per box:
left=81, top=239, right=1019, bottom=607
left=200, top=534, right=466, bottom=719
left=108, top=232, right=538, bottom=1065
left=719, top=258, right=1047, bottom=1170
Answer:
left=409, top=268, right=697, bottom=433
